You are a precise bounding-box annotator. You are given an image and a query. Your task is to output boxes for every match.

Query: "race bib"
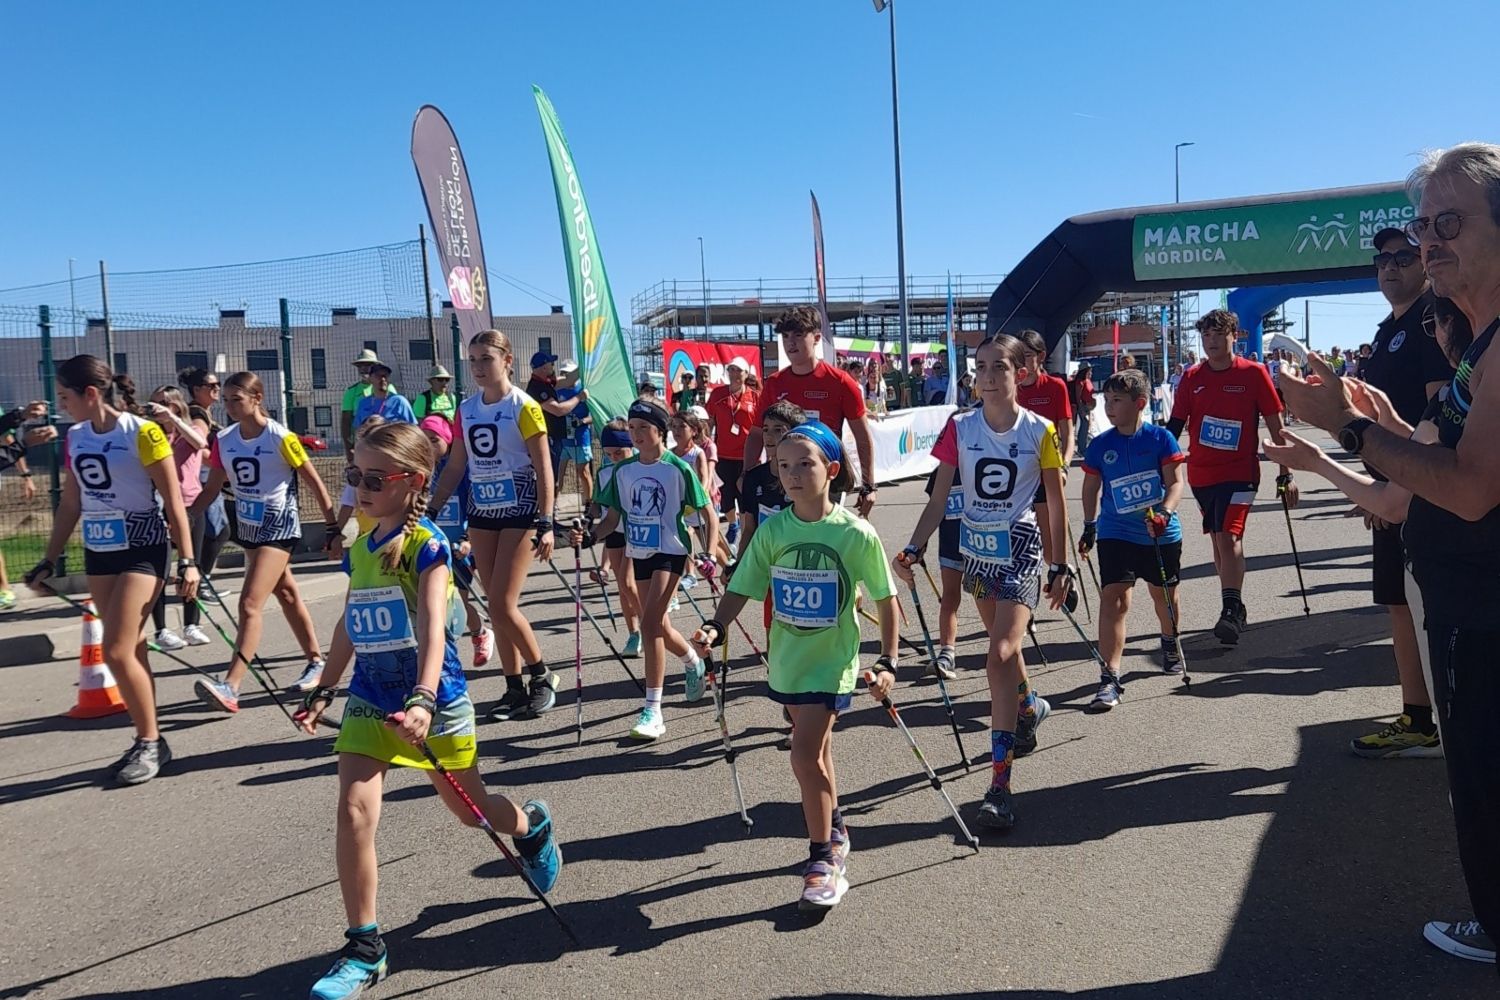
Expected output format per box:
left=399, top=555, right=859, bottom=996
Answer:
left=345, top=585, right=416, bottom=654
left=435, top=495, right=463, bottom=528
left=960, top=517, right=1012, bottom=567
left=625, top=518, right=662, bottom=558
left=472, top=471, right=516, bottom=508
left=944, top=485, right=965, bottom=520
left=1109, top=468, right=1163, bottom=515
left=770, top=566, right=838, bottom=628
left=1198, top=415, right=1242, bottom=452
left=235, top=497, right=267, bottom=526
left=82, top=510, right=128, bottom=552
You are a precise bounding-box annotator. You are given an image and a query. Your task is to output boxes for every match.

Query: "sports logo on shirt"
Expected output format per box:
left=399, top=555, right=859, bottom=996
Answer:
left=631, top=478, right=667, bottom=517
left=973, top=458, right=1018, bottom=501
left=467, top=424, right=498, bottom=459
left=1389, top=331, right=1406, bottom=352
left=231, top=457, right=260, bottom=489
left=1103, top=450, right=1119, bottom=465
left=74, top=454, right=111, bottom=490
left=1223, top=385, right=1246, bottom=393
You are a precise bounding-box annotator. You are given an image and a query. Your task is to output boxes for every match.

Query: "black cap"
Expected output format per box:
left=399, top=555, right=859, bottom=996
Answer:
left=1372, top=226, right=1413, bottom=250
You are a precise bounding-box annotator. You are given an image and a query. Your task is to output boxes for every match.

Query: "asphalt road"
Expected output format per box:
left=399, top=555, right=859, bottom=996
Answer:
left=0, top=429, right=1492, bottom=999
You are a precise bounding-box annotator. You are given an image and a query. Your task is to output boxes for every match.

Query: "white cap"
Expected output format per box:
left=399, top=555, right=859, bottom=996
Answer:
left=558, top=359, right=580, bottom=375
left=726, top=356, right=750, bottom=372
left=689, top=405, right=710, bottom=422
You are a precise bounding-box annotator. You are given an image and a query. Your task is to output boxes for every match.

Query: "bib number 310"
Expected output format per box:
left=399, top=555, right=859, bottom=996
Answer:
left=345, top=586, right=416, bottom=653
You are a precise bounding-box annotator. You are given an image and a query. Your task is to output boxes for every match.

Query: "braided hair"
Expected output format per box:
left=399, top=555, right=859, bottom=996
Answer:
left=355, top=422, right=436, bottom=573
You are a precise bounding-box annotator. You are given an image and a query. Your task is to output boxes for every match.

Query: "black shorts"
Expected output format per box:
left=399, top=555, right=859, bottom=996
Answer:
left=1033, top=483, right=1048, bottom=506
left=84, top=543, right=169, bottom=579
left=937, top=517, right=962, bottom=571
left=1372, top=522, right=1408, bottom=606
left=632, top=552, right=688, bottom=581
left=1097, top=537, right=1180, bottom=588
left=767, top=687, right=853, bottom=713
left=1190, top=481, right=1258, bottom=537
left=604, top=531, right=626, bottom=550
left=717, top=459, right=743, bottom=513
left=238, top=536, right=300, bottom=553
left=469, top=514, right=535, bottom=532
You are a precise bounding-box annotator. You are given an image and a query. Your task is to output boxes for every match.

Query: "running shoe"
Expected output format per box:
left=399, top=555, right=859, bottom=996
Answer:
left=798, top=859, right=848, bottom=913
left=777, top=731, right=793, bottom=751
left=930, top=650, right=957, bottom=681
left=182, top=624, right=212, bottom=646
left=488, top=684, right=530, bottom=722
left=471, top=627, right=494, bottom=668
left=1214, top=602, right=1247, bottom=644
left=107, top=739, right=143, bottom=777
left=115, top=737, right=171, bottom=786
left=726, top=522, right=740, bottom=547
left=525, top=670, right=558, bottom=717
left=628, top=707, right=666, bottom=741
left=1351, top=715, right=1442, bottom=759
left=680, top=572, right=700, bottom=591
left=830, top=824, right=851, bottom=873
left=683, top=654, right=707, bottom=703
left=194, top=677, right=239, bottom=714
left=976, top=786, right=1016, bottom=831
left=514, top=799, right=563, bottom=894
left=1162, top=639, right=1183, bottom=674
left=0, top=589, right=17, bottom=612
left=1422, top=919, right=1496, bottom=964
left=1087, top=674, right=1123, bottom=714
left=668, top=595, right=680, bottom=613
left=1014, top=695, right=1051, bottom=757
left=290, top=659, right=326, bottom=693
left=309, top=950, right=388, bottom=1000
left=622, top=632, right=643, bottom=658
left=154, top=628, right=188, bottom=651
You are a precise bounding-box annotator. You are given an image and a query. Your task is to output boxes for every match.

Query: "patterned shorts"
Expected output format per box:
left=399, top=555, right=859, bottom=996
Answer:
left=963, top=518, right=1043, bottom=608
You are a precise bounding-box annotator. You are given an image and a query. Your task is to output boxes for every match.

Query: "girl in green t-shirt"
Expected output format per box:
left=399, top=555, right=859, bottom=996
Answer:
left=691, top=420, right=898, bottom=915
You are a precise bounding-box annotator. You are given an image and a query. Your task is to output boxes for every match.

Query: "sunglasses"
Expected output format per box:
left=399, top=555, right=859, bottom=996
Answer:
left=345, top=468, right=418, bottom=492
left=202, top=381, right=221, bottom=390
left=1373, top=249, right=1420, bottom=269
left=1405, top=211, right=1464, bottom=243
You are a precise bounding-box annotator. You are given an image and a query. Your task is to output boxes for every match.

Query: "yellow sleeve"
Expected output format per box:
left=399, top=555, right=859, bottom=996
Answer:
left=518, top=399, right=546, bottom=440
left=1037, top=420, right=1064, bottom=470
left=136, top=421, right=172, bottom=466
left=279, top=430, right=309, bottom=469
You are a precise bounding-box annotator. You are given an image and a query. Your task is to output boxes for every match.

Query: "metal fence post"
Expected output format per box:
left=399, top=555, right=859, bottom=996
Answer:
left=38, top=305, right=65, bottom=576
left=279, top=298, right=295, bottom=429
left=450, top=312, right=463, bottom=397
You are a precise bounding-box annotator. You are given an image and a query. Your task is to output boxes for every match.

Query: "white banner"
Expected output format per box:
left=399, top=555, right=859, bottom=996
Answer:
left=843, top=404, right=955, bottom=486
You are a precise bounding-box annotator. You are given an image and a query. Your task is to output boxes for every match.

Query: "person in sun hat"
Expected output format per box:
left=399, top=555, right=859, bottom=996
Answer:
left=414, top=364, right=456, bottom=424
left=341, top=348, right=400, bottom=458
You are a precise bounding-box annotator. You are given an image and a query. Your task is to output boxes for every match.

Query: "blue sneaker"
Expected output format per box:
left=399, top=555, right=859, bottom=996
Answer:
left=623, top=632, right=643, bottom=658
left=309, top=951, right=387, bottom=999
left=514, top=799, right=562, bottom=895
left=1014, top=695, right=1050, bottom=757
left=683, top=654, right=707, bottom=703
left=726, top=522, right=739, bottom=547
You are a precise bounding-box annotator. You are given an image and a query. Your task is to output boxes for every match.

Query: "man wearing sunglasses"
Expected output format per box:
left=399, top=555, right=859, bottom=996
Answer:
left=1345, top=227, right=1453, bottom=762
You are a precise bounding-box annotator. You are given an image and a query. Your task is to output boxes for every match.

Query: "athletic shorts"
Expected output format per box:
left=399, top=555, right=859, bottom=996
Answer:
left=1191, top=481, right=1258, bottom=537
left=963, top=518, right=1043, bottom=608
left=717, top=459, right=743, bottom=514
left=1098, top=537, right=1181, bottom=589
left=561, top=444, right=590, bottom=465
left=767, top=686, right=853, bottom=713
left=84, top=542, right=168, bottom=579
left=469, top=513, right=535, bottom=532
left=633, top=552, right=687, bottom=581
left=334, top=692, right=477, bottom=771
left=1033, top=484, right=1048, bottom=506
left=938, top=517, right=962, bottom=572
left=604, top=531, right=626, bottom=550
left=452, top=554, right=474, bottom=594
left=1372, top=522, right=1408, bottom=607
left=238, top=536, right=299, bottom=552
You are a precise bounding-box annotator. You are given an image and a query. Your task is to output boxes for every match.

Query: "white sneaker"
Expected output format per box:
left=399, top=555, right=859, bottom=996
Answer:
left=182, top=624, right=212, bottom=646
left=290, top=660, right=325, bottom=693
left=668, top=595, right=680, bottom=613
left=628, top=707, right=666, bottom=741
left=472, top=627, right=494, bottom=667
left=154, top=628, right=188, bottom=651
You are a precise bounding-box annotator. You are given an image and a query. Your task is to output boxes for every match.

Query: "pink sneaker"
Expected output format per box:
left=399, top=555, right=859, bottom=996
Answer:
left=472, top=627, right=495, bottom=667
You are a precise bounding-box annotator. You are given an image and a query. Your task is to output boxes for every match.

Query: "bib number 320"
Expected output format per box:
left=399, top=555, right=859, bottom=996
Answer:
left=770, top=567, right=839, bottom=629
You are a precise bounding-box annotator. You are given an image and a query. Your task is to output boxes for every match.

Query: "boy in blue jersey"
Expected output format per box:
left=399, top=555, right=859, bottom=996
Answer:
left=1077, top=368, right=1186, bottom=712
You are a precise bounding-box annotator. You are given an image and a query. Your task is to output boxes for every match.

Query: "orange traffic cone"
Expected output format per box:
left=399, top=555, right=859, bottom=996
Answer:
left=66, top=600, right=127, bottom=719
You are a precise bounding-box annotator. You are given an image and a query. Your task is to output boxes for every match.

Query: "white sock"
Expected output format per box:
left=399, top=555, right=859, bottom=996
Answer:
left=939, top=644, right=955, bottom=659
left=645, top=687, right=663, bottom=712
left=680, top=648, right=700, bottom=666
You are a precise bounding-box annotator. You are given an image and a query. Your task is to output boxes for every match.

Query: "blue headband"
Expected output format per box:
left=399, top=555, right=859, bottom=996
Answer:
left=601, top=427, right=633, bottom=449
left=782, top=420, right=843, bottom=465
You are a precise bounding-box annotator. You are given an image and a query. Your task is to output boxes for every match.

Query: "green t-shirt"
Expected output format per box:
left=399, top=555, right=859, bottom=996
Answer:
left=729, top=504, right=895, bottom=696
left=595, top=450, right=708, bottom=557
left=341, top=380, right=401, bottom=414
left=414, top=389, right=455, bottom=421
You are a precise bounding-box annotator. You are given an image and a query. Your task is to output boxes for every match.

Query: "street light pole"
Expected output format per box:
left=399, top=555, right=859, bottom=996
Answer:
left=874, top=0, right=910, bottom=382
left=698, top=236, right=711, bottom=338
left=1173, top=141, right=1195, bottom=369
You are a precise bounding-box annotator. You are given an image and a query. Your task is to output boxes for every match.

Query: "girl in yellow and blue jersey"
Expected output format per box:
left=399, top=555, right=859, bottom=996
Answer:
left=296, top=421, right=560, bottom=1000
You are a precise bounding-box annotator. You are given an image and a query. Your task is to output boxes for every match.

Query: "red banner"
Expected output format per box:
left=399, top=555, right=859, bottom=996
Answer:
left=661, top=339, right=761, bottom=408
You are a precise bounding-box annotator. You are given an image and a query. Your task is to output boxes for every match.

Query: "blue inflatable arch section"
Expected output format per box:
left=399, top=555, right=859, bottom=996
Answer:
left=1227, top=277, right=1378, bottom=359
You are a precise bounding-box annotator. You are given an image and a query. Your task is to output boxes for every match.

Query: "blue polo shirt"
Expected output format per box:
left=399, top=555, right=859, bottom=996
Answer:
left=1082, top=423, right=1185, bottom=545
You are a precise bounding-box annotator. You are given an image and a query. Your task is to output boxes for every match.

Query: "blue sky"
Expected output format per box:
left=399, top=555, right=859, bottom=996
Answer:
left=2, top=0, right=1491, bottom=352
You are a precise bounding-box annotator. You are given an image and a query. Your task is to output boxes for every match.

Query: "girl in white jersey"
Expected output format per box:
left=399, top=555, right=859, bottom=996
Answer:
left=895, top=334, right=1075, bottom=833
left=26, top=355, right=200, bottom=786
left=431, top=329, right=559, bottom=723
left=190, top=372, right=336, bottom=713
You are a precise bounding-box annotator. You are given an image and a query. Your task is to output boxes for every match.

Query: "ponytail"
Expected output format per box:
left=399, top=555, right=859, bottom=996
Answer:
left=112, top=374, right=141, bottom=415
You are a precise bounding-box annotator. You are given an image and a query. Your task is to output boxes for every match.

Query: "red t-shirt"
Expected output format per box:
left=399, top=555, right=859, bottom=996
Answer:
left=706, top=384, right=759, bottom=461
left=1019, top=373, right=1073, bottom=426
left=753, top=361, right=865, bottom=438
left=1169, top=356, right=1283, bottom=487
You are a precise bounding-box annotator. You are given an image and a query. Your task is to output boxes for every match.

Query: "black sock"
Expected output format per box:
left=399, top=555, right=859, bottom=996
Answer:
left=808, top=840, right=835, bottom=865
left=506, top=675, right=525, bottom=692
left=831, top=807, right=845, bottom=833
left=1405, top=703, right=1436, bottom=734
left=344, top=923, right=385, bottom=963
left=527, top=661, right=548, bottom=678
left=1160, top=633, right=1175, bottom=647
left=1221, top=588, right=1242, bottom=611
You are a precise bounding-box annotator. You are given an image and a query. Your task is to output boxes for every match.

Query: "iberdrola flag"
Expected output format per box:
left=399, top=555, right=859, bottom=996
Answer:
left=534, top=85, right=635, bottom=428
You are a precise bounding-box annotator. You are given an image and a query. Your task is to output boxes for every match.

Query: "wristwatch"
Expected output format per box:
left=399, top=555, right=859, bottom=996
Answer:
left=1338, top=417, right=1375, bottom=455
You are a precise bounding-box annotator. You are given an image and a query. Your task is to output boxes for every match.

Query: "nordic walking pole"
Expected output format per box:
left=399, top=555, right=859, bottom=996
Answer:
left=864, top=671, right=980, bottom=853
left=38, top=585, right=221, bottom=683
left=1026, top=620, right=1051, bottom=669
left=546, top=559, right=644, bottom=693
left=857, top=603, right=929, bottom=661
left=1067, top=520, right=1093, bottom=623
left=1145, top=507, right=1190, bottom=687
left=571, top=521, right=584, bottom=745
left=705, top=638, right=753, bottom=832
left=905, top=573, right=969, bottom=772
left=696, top=559, right=770, bottom=670
left=1054, top=586, right=1109, bottom=672
left=919, top=561, right=940, bottom=599
left=193, top=599, right=337, bottom=730
left=586, top=545, right=618, bottom=631
left=386, top=712, right=580, bottom=945
left=1279, top=478, right=1311, bottom=616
